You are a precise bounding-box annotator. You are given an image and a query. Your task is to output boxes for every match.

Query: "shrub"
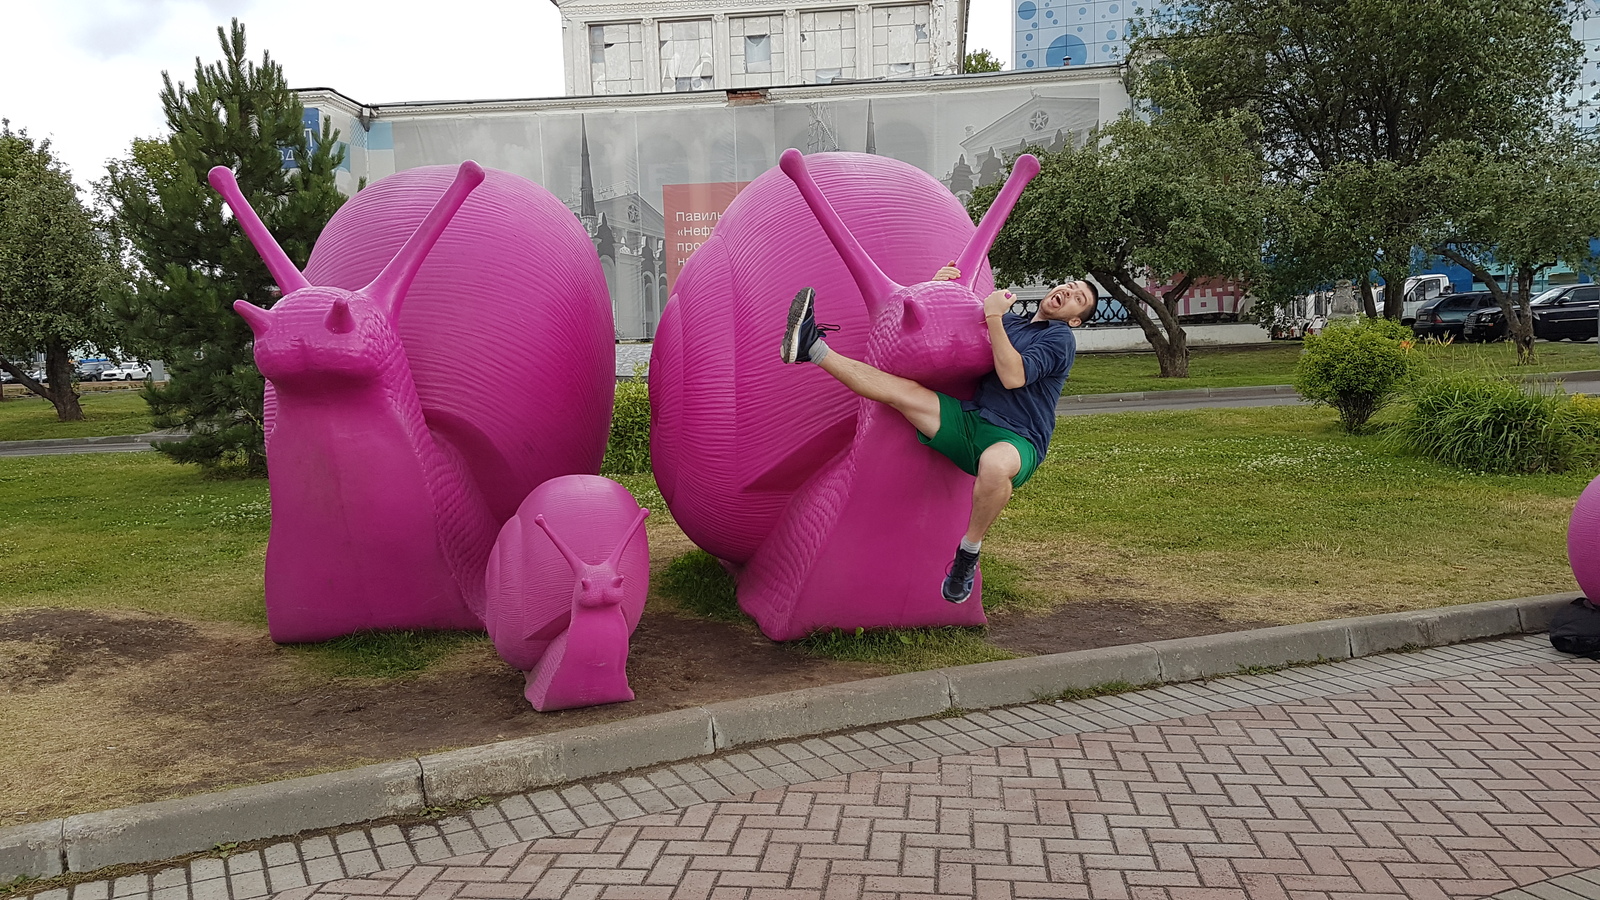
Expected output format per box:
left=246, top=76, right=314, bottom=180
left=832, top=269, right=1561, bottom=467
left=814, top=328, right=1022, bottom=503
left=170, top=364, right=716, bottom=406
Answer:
left=602, top=364, right=651, bottom=475
left=1395, top=374, right=1600, bottom=473
left=1293, top=318, right=1414, bottom=432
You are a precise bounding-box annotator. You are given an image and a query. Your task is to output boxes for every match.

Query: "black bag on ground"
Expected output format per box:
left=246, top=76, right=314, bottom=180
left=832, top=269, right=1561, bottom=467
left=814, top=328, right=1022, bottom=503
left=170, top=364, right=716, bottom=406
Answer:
left=1549, top=597, right=1600, bottom=657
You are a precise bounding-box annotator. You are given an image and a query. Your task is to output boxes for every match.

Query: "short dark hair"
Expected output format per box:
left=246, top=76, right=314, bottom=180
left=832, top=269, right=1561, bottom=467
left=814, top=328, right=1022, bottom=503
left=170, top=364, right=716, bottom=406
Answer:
left=1079, top=290, right=1099, bottom=324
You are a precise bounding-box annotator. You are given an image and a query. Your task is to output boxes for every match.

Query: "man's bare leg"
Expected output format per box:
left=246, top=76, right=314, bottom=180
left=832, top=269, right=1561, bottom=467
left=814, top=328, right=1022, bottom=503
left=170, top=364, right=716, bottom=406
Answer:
left=816, top=352, right=943, bottom=438
left=965, top=442, right=1021, bottom=543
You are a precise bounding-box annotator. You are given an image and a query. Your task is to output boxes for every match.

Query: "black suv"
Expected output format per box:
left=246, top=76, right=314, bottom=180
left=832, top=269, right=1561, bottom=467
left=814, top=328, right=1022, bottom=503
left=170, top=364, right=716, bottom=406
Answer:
left=1412, top=292, right=1499, bottom=341
left=1462, top=285, right=1599, bottom=343
left=1531, top=283, right=1599, bottom=342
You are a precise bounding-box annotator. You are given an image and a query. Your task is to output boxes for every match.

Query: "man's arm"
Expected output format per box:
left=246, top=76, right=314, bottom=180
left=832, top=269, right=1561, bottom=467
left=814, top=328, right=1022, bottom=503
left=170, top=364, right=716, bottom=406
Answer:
left=983, top=289, right=1027, bottom=389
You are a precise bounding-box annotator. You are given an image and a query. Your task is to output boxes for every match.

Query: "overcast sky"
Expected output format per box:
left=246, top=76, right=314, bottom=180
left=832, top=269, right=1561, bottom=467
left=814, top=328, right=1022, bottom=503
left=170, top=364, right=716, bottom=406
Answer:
left=1, top=0, right=1016, bottom=192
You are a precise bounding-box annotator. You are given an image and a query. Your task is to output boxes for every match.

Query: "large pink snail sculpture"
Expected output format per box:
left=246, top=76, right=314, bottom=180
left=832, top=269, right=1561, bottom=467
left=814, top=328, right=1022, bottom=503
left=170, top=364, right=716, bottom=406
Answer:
left=209, top=162, right=637, bottom=712
left=485, top=475, right=650, bottom=711
left=651, top=149, right=1040, bottom=641
left=1572, top=474, right=1600, bottom=600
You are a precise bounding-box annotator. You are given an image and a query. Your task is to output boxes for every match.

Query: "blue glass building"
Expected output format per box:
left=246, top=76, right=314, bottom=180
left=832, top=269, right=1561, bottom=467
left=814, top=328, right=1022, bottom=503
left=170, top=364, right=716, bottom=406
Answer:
left=1011, top=0, right=1135, bottom=69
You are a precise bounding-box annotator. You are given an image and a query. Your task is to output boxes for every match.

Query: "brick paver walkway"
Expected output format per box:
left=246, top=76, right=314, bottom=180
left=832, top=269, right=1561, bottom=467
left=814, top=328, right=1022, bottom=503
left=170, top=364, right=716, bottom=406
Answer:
left=32, top=637, right=1600, bottom=900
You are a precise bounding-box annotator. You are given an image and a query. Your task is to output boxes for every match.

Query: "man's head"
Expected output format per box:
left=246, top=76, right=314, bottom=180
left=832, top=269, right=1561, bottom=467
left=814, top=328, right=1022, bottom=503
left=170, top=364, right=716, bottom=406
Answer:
left=1038, top=279, right=1098, bottom=326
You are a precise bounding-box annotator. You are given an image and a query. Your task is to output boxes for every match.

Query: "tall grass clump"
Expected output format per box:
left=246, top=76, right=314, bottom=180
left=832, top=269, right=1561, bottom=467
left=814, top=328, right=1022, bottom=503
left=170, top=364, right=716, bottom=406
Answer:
left=602, top=364, right=651, bottom=474
left=1396, top=373, right=1600, bottom=473
left=1293, top=318, right=1414, bottom=433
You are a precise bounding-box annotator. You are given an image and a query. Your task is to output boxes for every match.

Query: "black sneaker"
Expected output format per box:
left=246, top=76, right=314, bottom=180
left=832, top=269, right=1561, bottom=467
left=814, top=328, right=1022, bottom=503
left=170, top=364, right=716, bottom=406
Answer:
left=942, top=547, right=980, bottom=604
left=780, top=288, right=839, bottom=363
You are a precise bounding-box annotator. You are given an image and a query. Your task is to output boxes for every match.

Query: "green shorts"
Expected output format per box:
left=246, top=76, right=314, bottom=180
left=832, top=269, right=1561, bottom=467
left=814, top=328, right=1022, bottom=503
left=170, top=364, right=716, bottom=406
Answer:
left=917, top=392, right=1040, bottom=489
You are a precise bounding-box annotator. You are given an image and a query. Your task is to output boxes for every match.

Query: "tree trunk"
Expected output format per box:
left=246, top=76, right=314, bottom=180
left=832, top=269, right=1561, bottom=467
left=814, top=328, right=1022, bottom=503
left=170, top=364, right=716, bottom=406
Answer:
left=1359, top=272, right=1378, bottom=318
left=0, top=359, right=51, bottom=405
left=44, top=343, right=83, bottom=421
left=1098, top=268, right=1193, bottom=378
left=1155, top=327, right=1190, bottom=377
left=1509, top=267, right=1537, bottom=365
left=1438, top=247, right=1537, bottom=364
left=1382, top=276, right=1405, bottom=320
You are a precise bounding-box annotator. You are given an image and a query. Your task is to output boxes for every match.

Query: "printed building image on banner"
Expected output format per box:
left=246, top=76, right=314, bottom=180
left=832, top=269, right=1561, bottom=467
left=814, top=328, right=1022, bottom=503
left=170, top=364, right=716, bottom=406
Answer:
left=663, top=182, right=752, bottom=288
left=324, top=75, right=1263, bottom=338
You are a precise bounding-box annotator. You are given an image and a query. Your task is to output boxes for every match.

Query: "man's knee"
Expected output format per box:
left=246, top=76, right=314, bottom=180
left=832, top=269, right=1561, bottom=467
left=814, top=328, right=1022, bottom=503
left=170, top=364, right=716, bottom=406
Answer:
left=976, top=442, right=1022, bottom=486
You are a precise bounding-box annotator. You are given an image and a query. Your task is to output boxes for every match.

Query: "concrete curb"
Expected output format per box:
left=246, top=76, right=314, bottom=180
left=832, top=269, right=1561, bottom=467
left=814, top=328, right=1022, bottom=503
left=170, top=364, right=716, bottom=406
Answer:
left=60, top=762, right=425, bottom=875
left=0, top=590, right=1581, bottom=882
left=1058, top=384, right=1300, bottom=405
left=0, top=433, right=175, bottom=451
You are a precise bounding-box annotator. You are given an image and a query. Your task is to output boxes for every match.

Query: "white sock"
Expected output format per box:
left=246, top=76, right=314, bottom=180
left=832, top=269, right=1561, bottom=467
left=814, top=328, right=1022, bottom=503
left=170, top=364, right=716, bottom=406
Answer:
left=809, top=337, right=832, bottom=364
left=960, top=538, right=982, bottom=554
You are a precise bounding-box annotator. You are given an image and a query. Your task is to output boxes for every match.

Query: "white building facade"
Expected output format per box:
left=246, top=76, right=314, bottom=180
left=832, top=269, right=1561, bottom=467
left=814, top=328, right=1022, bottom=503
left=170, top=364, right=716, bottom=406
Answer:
left=559, top=0, right=969, bottom=95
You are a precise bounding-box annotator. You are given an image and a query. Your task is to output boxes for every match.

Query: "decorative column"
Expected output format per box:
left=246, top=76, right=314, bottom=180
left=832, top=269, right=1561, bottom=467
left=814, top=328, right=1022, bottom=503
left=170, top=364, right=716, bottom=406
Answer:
left=929, top=0, right=954, bottom=73
left=856, top=3, right=872, bottom=79
left=564, top=16, right=583, bottom=96
left=784, top=8, right=802, bottom=84
left=712, top=12, right=731, bottom=90
left=643, top=17, right=663, bottom=92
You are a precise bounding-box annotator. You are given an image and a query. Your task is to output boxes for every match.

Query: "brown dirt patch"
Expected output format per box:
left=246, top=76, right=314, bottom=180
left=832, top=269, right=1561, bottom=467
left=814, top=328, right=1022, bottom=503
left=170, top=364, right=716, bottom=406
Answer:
left=0, top=529, right=1267, bottom=827
left=0, top=608, right=199, bottom=687
left=987, top=599, right=1270, bottom=656
left=0, top=608, right=886, bottom=827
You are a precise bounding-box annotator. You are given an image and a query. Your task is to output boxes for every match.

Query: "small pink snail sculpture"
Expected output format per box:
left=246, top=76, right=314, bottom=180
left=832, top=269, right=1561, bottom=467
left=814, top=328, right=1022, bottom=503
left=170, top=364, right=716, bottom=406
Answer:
left=1572, top=474, right=1600, bottom=600
left=484, top=475, right=651, bottom=711
left=651, top=149, right=1039, bottom=640
left=209, top=161, right=626, bottom=698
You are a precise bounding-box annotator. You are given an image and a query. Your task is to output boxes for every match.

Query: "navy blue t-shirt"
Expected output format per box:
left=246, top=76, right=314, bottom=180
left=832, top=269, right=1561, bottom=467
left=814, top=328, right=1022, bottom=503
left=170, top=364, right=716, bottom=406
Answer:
left=961, top=313, right=1077, bottom=458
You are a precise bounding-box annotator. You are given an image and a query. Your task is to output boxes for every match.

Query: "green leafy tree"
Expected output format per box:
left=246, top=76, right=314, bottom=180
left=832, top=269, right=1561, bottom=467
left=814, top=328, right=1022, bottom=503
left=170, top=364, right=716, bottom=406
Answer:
left=1259, top=161, right=1425, bottom=319
left=1417, top=133, right=1600, bottom=363
left=1135, top=0, right=1585, bottom=318
left=970, top=94, right=1270, bottom=377
left=98, top=19, right=346, bottom=474
left=0, top=122, right=124, bottom=420
left=964, top=49, right=1004, bottom=73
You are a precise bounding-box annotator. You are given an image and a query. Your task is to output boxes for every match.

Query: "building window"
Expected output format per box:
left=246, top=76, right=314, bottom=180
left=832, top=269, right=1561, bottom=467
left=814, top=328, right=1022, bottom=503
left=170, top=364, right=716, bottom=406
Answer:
left=589, top=23, right=645, bottom=95
left=730, top=15, right=785, bottom=86
left=660, top=19, right=715, bottom=92
left=871, top=4, right=931, bottom=77
left=800, top=9, right=856, bottom=84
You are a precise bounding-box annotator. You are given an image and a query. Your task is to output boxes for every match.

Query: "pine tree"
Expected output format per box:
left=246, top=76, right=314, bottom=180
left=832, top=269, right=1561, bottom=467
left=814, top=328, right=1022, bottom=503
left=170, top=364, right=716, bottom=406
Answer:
left=100, top=19, right=346, bottom=474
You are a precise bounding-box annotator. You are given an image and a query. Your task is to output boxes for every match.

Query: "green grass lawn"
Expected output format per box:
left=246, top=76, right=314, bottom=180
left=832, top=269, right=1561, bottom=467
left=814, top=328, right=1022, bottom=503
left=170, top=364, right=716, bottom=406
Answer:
left=0, top=405, right=1586, bottom=673
left=0, top=452, right=269, bottom=625
left=1066, top=338, right=1600, bottom=395
left=0, top=392, right=155, bottom=442
left=985, top=404, right=1587, bottom=626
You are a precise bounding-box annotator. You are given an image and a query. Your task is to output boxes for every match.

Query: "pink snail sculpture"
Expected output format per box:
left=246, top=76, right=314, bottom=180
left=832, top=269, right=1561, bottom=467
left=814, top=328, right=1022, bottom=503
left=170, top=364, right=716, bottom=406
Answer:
left=208, top=162, right=614, bottom=646
left=484, top=475, right=650, bottom=711
left=651, top=149, right=1040, bottom=641
left=1572, top=474, right=1600, bottom=600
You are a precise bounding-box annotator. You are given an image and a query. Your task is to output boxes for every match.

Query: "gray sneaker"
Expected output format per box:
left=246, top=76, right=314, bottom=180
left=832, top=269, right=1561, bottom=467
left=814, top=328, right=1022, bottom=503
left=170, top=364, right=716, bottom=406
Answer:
left=780, top=288, right=838, bottom=363
left=942, top=547, right=979, bottom=604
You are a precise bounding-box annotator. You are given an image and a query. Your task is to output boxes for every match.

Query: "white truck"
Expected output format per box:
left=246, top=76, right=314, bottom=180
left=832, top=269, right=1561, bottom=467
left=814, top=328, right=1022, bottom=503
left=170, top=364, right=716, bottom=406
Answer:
left=1367, top=274, right=1452, bottom=324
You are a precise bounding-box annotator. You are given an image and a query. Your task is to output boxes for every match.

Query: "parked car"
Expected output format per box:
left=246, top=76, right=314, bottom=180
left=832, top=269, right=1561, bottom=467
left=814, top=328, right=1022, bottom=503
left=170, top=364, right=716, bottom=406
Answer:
left=1462, top=303, right=1510, bottom=342
left=1531, top=283, right=1599, bottom=342
left=75, top=360, right=114, bottom=381
left=1412, top=291, right=1499, bottom=341
left=100, top=363, right=151, bottom=381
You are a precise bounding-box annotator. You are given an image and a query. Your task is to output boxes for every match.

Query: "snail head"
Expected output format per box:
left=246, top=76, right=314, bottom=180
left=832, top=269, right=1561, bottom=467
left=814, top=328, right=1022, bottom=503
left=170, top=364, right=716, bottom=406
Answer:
left=777, top=149, right=1041, bottom=393
left=208, top=161, right=486, bottom=387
